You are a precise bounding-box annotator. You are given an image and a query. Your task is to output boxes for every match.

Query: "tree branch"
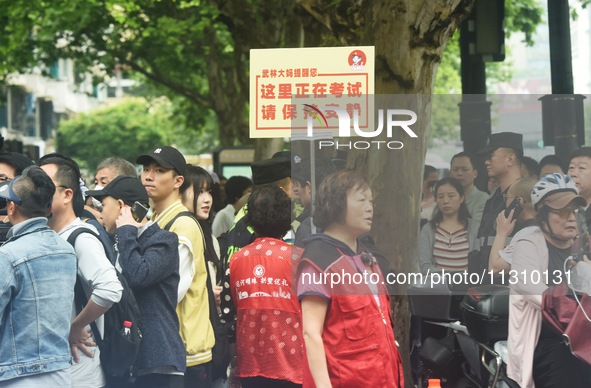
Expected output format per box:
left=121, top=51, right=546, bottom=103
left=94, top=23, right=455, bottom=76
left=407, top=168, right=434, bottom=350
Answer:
left=121, top=58, right=212, bottom=109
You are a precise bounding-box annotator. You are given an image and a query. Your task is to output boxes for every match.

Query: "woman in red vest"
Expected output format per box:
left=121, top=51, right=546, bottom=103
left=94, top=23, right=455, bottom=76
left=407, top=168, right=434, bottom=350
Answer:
left=224, top=185, right=303, bottom=388
left=297, top=169, right=404, bottom=387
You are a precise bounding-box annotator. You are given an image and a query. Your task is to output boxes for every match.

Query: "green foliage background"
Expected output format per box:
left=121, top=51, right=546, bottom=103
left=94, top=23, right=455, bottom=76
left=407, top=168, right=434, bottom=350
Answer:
left=56, top=99, right=168, bottom=170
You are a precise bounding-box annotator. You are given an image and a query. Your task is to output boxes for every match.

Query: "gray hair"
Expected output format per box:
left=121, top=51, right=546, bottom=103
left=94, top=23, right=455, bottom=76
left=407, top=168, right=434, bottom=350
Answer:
left=96, top=157, right=137, bottom=178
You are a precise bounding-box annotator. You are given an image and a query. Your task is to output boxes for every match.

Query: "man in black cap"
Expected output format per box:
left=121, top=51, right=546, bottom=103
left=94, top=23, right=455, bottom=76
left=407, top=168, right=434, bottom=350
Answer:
left=0, top=166, right=77, bottom=386
left=224, top=156, right=292, bottom=267
left=136, top=146, right=214, bottom=387
left=86, top=176, right=186, bottom=386
left=470, top=132, right=523, bottom=278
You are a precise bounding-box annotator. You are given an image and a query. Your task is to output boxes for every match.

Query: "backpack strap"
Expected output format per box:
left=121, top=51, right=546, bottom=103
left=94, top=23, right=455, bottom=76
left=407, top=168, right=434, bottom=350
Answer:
left=167, top=212, right=231, bottom=375
left=68, top=227, right=105, bottom=348
left=163, top=212, right=221, bottom=297
left=164, top=211, right=214, bottom=276
left=163, top=211, right=198, bottom=231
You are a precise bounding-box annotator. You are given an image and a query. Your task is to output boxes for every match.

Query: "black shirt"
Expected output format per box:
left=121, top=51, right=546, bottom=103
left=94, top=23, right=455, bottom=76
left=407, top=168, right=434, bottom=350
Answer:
left=470, top=186, right=512, bottom=276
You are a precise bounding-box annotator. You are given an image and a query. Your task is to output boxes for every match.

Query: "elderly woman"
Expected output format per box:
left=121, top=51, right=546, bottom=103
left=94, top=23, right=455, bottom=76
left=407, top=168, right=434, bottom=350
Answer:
left=222, top=185, right=303, bottom=388
left=508, top=173, right=590, bottom=388
left=297, top=169, right=404, bottom=387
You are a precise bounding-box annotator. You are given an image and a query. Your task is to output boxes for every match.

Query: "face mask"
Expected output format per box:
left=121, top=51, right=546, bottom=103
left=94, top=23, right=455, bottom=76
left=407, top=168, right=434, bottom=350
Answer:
left=91, top=185, right=103, bottom=211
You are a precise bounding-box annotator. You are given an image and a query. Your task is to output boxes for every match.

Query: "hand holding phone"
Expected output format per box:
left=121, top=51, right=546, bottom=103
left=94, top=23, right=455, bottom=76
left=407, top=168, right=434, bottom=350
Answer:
left=504, top=198, right=523, bottom=220
left=131, top=201, right=149, bottom=222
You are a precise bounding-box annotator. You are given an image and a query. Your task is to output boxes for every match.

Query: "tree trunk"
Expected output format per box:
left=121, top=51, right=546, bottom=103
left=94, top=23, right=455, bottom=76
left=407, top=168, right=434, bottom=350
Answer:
left=254, top=138, right=285, bottom=161
left=298, top=0, right=474, bottom=382
left=211, top=0, right=321, bottom=157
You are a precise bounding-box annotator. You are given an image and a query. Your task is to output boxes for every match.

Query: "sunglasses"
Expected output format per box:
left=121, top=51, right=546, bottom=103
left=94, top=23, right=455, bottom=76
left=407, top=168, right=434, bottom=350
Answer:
left=0, top=197, right=21, bottom=209
left=547, top=206, right=581, bottom=218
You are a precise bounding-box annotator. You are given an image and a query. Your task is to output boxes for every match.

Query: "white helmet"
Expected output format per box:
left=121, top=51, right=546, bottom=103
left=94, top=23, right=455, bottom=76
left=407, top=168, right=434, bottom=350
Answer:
left=531, top=173, right=578, bottom=209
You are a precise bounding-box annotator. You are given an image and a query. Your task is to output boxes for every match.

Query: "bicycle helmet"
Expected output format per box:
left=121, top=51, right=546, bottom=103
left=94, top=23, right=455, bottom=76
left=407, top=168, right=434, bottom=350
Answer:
left=531, top=173, right=578, bottom=210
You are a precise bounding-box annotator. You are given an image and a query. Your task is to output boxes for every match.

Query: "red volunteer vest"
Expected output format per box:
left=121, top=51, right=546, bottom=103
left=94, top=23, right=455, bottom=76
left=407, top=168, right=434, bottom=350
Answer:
left=299, top=250, right=404, bottom=388
left=230, top=238, right=303, bottom=383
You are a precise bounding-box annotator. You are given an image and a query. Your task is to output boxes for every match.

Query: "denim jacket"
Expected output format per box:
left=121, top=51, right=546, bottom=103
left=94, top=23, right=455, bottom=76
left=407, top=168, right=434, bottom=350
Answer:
left=0, top=217, right=77, bottom=382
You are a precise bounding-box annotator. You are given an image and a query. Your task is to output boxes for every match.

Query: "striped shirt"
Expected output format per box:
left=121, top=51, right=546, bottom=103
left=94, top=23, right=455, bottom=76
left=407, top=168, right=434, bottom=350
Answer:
left=432, top=224, right=469, bottom=271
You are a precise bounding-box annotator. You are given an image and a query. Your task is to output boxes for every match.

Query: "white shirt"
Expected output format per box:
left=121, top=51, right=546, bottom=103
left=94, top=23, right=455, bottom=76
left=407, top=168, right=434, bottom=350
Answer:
left=59, top=218, right=123, bottom=388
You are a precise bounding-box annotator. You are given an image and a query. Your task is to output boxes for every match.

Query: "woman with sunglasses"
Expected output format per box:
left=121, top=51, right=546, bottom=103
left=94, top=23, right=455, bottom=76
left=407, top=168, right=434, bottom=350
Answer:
left=508, top=173, right=590, bottom=388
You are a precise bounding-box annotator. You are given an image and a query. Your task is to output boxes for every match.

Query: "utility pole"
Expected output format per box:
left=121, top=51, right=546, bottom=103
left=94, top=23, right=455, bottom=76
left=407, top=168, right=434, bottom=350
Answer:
left=541, top=0, right=584, bottom=164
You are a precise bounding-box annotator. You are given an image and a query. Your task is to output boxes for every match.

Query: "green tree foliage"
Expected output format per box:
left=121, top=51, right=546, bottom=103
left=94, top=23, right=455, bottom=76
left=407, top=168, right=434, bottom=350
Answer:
left=56, top=99, right=168, bottom=170
left=0, top=0, right=315, bottom=151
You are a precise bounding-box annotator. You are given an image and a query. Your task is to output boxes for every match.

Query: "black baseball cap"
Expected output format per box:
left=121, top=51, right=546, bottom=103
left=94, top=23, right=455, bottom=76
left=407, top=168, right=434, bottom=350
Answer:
left=86, top=176, right=148, bottom=206
left=478, top=132, right=524, bottom=155
left=136, top=146, right=186, bottom=175
left=251, top=157, right=291, bottom=185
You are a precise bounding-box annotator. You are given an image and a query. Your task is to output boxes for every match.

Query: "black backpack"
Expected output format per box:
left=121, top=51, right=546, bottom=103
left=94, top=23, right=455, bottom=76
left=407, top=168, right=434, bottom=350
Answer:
left=68, top=226, right=142, bottom=381
left=164, top=212, right=231, bottom=380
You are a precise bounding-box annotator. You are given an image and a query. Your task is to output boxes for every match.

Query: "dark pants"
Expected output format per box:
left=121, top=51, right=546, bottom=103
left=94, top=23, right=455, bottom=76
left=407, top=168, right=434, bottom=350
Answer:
left=185, top=362, right=213, bottom=388
left=240, top=376, right=301, bottom=388
left=533, top=330, right=590, bottom=388
left=133, top=374, right=185, bottom=388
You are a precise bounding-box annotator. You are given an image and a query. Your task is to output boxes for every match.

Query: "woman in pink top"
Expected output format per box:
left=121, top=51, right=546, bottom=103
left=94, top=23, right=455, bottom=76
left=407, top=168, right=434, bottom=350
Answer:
left=508, top=173, right=589, bottom=388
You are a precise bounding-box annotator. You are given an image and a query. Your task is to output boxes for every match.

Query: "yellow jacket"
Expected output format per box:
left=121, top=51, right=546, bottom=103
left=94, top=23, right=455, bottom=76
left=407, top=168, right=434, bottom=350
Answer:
left=153, top=200, right=214, bottom=367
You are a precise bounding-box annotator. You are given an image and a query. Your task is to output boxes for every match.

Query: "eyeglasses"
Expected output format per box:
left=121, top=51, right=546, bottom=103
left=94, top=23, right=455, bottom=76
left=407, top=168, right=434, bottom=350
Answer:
left=547, top=206, right=581, bottom=218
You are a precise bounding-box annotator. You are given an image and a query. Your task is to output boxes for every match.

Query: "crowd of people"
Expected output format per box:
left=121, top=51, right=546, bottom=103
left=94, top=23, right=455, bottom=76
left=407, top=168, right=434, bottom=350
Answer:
left=0, top=133, right=590, bottom=388
left=419, top=133, right=591, bottom=387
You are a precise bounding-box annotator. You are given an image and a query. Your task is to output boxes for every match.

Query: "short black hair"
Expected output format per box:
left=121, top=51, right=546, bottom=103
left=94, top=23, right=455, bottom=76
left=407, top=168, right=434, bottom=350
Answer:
left=37, top=153, right=85, bottom=216
left=424, top=165, right=437, bottom=180
left=225, top=176, right=252, bottom=205
left=12, top=166, right=56, bottom=218
left=521, top=156, right=539, bottom=178
left=450, top=152, right=477, bottom=170
left=246, top=185, right=291, bottom=238
left=538, top=154, right=565, bottom=175
left=0, top=152, right=34, bottom=176
left=569, top=147, right=591, bottom=163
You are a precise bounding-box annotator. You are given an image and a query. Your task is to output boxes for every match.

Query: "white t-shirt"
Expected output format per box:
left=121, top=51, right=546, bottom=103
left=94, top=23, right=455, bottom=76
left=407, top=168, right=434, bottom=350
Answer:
left=60, top=219, right=123, bottom=388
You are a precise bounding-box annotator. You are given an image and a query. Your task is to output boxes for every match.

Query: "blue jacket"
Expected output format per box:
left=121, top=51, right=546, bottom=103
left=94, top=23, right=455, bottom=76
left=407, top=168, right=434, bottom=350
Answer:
left=0, top=217, right=77, bottom=382
left=115, top=223, right=186, bottom=374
